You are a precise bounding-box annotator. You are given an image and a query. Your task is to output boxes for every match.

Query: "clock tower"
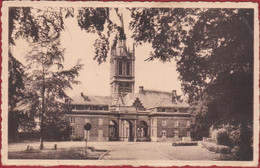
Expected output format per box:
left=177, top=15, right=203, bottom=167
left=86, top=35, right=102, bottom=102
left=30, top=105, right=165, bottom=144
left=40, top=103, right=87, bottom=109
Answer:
left=110, top=18, right=135, bottom=106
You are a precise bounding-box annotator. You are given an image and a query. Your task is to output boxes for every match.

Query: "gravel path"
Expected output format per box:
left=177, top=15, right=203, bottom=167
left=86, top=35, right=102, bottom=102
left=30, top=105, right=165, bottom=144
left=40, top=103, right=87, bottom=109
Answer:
left=156, top=142, right=223, bottom=160
left=8, top=141, right=222, bottom=160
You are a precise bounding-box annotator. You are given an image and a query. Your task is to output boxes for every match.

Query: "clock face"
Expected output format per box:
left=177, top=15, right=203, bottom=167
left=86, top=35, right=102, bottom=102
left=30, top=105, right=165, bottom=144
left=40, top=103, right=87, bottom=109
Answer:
left=122, top=56, right=127, bottom=60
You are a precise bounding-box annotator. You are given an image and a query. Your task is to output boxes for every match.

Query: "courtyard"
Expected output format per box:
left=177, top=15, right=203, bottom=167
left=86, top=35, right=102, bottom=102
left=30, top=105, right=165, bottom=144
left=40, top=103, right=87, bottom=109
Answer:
left=8, top=141, right=226, bottom=160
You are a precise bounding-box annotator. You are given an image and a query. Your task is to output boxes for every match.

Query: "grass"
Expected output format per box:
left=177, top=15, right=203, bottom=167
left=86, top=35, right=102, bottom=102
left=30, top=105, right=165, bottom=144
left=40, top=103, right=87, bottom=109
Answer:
left=8, top=147, right=107, bottom=160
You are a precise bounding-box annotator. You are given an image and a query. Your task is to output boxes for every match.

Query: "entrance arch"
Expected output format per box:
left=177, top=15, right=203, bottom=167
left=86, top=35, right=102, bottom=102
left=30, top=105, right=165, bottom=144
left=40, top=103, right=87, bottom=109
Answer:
left=137, top=121, right=148, bottom=138
left=121, top=120, right=134, bottom=141
left=109, top=120, right=118, bottom=141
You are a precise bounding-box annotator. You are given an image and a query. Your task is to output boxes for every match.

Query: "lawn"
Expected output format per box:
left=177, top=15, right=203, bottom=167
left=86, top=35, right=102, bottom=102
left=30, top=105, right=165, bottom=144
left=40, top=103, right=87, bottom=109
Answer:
left=8, top=147, right=107, bottom=160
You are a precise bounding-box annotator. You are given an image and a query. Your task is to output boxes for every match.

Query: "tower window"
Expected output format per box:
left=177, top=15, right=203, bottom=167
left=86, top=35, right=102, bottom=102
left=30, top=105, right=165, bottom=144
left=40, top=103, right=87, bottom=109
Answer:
left=119, top=83, right=123, bottom=92
left=126, top=62, right=131, bottom=75
left=118, top=61, right=122, bottom=75
left=125, top=83, right=131, bottom=92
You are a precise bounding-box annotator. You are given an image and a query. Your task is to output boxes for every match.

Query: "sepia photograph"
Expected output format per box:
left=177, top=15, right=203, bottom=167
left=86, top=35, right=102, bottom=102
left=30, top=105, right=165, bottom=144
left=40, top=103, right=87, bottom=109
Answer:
left=1, top=1, right=259, bottom=167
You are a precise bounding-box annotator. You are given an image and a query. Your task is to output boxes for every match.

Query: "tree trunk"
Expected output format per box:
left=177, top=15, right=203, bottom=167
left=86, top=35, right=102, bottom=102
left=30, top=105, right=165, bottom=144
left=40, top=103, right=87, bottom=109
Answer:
left=40, top=66, right=45, bottom=150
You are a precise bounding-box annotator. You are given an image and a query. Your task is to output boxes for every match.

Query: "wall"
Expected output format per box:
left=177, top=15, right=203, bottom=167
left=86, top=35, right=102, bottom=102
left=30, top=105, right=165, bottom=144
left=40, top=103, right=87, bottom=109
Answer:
left=156, top=117, right=190, bottom=141
left=69, top=115, right=110, bottom=141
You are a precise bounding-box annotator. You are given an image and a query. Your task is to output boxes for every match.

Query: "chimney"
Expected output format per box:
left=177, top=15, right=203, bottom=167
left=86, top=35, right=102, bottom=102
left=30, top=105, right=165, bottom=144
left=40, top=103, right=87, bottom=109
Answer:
left=81, top=92, right=90, bottom=101
left=172, top=90, right=177, bottom=103
left=139, top=86, right=144, bottom=94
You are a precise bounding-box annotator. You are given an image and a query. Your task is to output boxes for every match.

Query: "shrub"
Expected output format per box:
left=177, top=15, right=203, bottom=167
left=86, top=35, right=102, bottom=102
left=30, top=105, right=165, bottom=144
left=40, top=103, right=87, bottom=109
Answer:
left=202, top=141, right=231, bottom=154
left=70, top=135, right=84, bottom=141
left=211, top=128, right=230, bottom=146
left=216, top=129, right=230, bottom=145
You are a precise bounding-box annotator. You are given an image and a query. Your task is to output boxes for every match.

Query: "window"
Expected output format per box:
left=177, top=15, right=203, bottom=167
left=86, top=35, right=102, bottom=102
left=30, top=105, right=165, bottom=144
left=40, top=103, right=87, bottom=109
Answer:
left=90, top=106, right=98, bottom=110
left=162, top=130, right=166, bottom=137
left=119, top=83, right=132, bottom=93
left=99, top=118, right=103, bottom=126
left=125, top=83, right=131, bottom=92
left=76, top=105, right=85, bottom=110
left=187, top=120, right=191, bottom=127
left=70, top=117, right=75, bottom=123
left=174, top=130, right=179, bottom=137
left=126, top=62, right=131, bottom=75
left=71, top=127, right=75, bottom=136
left=174, top=120, right=179, bottom=127
left=118, top=61, right=122, bottom=75
left=152, top=129, right=154, bottom=136
left=122, top=62, right=126, bottom=75
left=119, top=83, right=123, bottom=92
left=162, top=119, right=166, bottom=126
left=103, top=106, right=108, bottom=111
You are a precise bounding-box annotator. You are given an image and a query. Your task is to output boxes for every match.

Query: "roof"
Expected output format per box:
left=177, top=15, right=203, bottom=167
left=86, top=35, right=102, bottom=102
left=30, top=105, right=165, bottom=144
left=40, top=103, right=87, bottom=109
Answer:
left=123, top=89, right=189, bottom=109
left=157, top=98, right=189, bottom=108
left=72, top=94, right=111, bottom=106
left=71, top=89, right=189, bottom=109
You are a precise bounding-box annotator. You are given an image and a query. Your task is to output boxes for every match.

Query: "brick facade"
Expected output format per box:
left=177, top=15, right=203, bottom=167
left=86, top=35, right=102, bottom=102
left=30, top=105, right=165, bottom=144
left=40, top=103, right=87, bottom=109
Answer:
left=67, top=30, right=191, bottom=142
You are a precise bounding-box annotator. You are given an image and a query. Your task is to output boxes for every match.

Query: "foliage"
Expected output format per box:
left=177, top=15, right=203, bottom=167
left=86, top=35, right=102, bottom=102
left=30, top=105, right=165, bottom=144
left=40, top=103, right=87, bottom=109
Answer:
left=210, top=123, right=253, bottom=160
left=8, top=53, right=36, bottom=139
left=129, top=8, right=253, bottom=160
left=8, top=7, right=37, bottom=139
left=211, top=128, right=230, bottom=146
left=10, top=7, right=82, bottom=145
left=130, top=8, right=199, bottom=62
left=190, top=101, right=212, bottom=140
left=77, top=8, right=128, bottom=64
left=202, top=141, right=231, bottom=154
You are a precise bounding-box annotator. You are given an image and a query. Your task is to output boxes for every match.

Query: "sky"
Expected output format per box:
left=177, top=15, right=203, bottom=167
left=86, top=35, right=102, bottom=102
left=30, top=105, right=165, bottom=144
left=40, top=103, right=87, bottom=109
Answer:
left=12, top=8, right=182, bottom=98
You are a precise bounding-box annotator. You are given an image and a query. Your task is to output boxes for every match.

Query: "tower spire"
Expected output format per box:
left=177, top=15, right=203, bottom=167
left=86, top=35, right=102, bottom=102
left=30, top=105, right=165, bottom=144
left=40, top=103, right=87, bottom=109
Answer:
left=119, top=13, right=124, bottom=33
left=115, top=9, right=126, bottom=48
left=110, top=9, right=135, bottom=106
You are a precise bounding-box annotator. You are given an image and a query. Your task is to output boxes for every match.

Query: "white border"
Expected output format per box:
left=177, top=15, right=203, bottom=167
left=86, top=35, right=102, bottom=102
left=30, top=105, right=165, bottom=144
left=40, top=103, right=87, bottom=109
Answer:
left=1, top=1, right=259, bottom=167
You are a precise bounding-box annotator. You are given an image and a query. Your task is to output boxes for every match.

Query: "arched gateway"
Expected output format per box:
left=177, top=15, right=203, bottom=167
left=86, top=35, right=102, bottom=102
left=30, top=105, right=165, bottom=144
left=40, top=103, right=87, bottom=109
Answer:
left=121, top=120, right=134, bottom=141
left=67, top=15, right=191, bottom=142
left=109, top=120, right=118, bottom=141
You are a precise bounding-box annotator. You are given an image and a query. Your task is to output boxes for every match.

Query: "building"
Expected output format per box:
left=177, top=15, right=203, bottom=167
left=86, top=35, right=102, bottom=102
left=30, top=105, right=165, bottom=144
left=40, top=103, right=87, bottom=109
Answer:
left=67, top=20, right=191, bottom=142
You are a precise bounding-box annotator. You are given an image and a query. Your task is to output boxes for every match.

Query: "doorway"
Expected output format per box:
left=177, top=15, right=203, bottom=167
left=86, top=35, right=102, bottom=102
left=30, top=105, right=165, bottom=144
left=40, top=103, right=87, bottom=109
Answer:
left=121, top=120, right=134, bottom=141
left=109, top=120, right=118, bottom=141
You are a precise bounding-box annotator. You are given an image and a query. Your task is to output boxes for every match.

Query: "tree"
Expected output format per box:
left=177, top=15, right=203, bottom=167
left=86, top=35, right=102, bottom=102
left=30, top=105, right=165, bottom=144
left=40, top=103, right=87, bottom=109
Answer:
left=77, top=7, right=129, bottom=64
left=8, top=7, right=37, bottom=140
left=8, top=53, right=37, bottom=140
left=129, top=8, right=253, bottom=160
left=10, top=7, right=82, bottom=149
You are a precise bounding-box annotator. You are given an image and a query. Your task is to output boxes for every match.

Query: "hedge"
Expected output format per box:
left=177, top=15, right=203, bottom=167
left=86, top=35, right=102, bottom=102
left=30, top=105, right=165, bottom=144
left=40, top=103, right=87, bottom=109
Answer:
left=202, top=141, right=231, bottom=154
left=172, top=142, right=198, bottom=146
